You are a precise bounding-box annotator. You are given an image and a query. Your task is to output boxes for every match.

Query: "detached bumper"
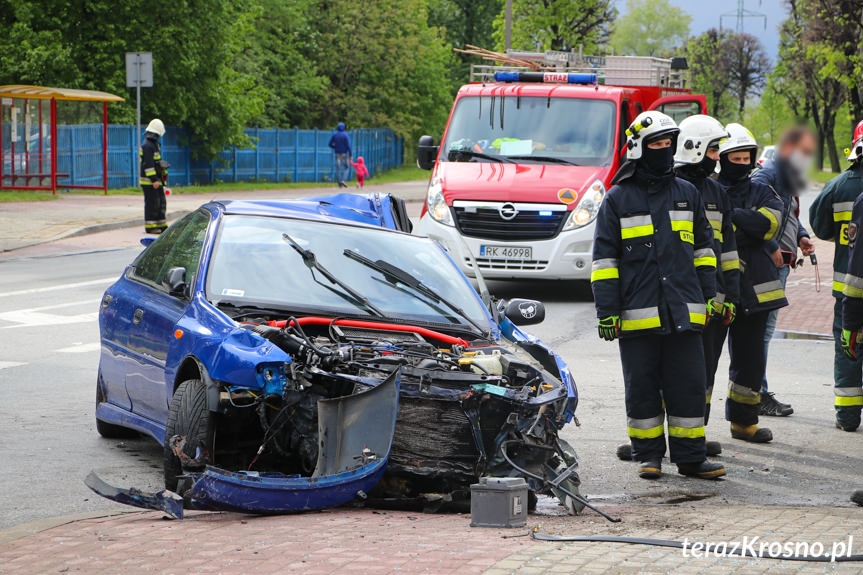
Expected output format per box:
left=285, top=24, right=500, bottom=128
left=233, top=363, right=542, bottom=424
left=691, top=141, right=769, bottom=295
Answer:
left=416, top=215, right=595, bottom=280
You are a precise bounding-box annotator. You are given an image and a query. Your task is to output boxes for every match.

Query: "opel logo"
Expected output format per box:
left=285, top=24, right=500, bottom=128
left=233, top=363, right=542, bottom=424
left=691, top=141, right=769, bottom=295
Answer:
left=498, top=203, right=519, bottom=221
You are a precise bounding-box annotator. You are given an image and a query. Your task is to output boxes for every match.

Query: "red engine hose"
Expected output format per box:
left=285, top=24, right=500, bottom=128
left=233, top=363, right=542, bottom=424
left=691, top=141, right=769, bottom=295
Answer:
left=266, top=316, right=469, bottom=346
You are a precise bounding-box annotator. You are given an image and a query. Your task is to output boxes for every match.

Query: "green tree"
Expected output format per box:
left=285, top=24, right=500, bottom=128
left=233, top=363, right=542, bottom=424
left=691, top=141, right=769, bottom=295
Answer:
left=744, top=80, right=793, bottom=145
left=724, top=33, right=770, bottom=118
left=491, top=0, right=615, bottom=53
left=610, top=0, right=691, bottom=57
left=428, top=0, right=501, bottom=86
left=686, top=28, right=734, bottom=121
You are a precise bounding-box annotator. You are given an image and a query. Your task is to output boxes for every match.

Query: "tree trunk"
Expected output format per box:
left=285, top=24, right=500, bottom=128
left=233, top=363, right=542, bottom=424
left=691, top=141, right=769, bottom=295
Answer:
left=823, top=108, right=841, bottom=173
left=810, top=98, right=825, bottom=172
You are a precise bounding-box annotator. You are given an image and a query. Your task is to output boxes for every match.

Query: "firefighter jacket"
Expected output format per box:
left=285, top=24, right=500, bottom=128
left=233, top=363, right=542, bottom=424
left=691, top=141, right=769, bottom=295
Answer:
left=140, top=135, right=165, bottom=186
left=810, top=164, right=863, bottom=297
left=718, top=175, right=788, bottom=315
left=676, top=165, right=741, bottom=306
left=591, top=170, right=717, bottom=337
left=842, top=192, right=863, bottom=329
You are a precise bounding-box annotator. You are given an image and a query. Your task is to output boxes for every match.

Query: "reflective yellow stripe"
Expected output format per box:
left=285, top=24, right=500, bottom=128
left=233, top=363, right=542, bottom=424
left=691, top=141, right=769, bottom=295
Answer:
left=628, top=425, right=664, bottom=439
left=140, top=179, right=154, bottom=185
left=757, top=206, right=779, bottom=240
left=836, top=396, right=863, bottom=406
left=694, top=256, right=717, bottom=268
left=671, top=220, right=694, bottom=233
left=835, top=387, right=863, bottom=406
left=843, top=274, right=863, bottom=298
left=668, top=426, right=705, bottom=439
left=621, top=307, right=662, bottom=331
left=144, top=168, right=157, bottom=176
left=687, top=302, right=706, bottom=325
left=756, top=289, right=785, bottom=303
left=834, top=211, right=852, bottom=222
left=728, top=382, right=760, bottom=405
left=153, top=153, right=162, bottom=160
left=834, top=280, right=846, bottom=292
left=621, top=224, right=654, bottom=239
left=714, top=229, right=724, bottom=242
left=721, top=259, right=740, bottom=271
left=590, top=268, right=619, bottom=282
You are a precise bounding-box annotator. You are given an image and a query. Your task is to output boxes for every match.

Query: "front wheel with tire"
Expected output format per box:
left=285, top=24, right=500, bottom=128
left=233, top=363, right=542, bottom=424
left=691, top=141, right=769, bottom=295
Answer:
left=164, top=379, right=214, bottom=491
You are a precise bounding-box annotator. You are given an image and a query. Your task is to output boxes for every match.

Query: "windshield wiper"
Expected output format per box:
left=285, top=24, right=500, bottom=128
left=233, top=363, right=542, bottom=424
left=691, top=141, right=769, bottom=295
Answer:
left=504, top=155, right=580, bottom=166
left=343, top=249, right=486, bottom=335
left=282, top=233, right=384, bottom=317
left=447, top=149, right=514, bottom=164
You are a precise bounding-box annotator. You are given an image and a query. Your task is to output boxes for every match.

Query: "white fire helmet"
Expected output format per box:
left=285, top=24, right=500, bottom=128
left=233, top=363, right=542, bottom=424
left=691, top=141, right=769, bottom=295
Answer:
left=625, top=111, right=680, bottom=160
left=718, top=123, right=758, bottom=166
left=674, top=115, right=728, bottom=166
left=145, top=118, right=165, bottom=137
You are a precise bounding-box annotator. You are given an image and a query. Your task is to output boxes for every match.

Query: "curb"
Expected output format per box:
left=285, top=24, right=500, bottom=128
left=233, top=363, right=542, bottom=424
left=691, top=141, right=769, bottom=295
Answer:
left=0, top=509, right=139, bottom=545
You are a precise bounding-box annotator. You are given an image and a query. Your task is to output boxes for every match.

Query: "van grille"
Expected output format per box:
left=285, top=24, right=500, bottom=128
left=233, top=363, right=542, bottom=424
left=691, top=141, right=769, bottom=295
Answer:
left=453, top=205, right=567, bottom=241
left=465, top=258, right=549, bottom=271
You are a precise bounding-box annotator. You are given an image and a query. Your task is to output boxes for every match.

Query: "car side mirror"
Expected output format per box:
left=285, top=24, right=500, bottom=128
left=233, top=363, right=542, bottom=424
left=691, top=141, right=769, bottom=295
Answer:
left=163, top=267, right=187, bottom=296
left=417, top=135, right=439, bottom=170
left=140, top=237, right=156, bottom=247
left=502, top=298, right=545, bottom=326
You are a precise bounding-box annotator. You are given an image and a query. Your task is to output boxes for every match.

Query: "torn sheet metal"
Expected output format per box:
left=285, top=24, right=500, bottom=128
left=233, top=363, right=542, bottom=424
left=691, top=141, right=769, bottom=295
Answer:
left=84, top=471, right=185, bottom=519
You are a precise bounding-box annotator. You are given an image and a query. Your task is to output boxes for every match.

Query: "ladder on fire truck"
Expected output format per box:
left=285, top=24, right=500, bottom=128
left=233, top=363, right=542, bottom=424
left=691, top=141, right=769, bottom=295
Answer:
left=469, top=49, right=691, bottom=89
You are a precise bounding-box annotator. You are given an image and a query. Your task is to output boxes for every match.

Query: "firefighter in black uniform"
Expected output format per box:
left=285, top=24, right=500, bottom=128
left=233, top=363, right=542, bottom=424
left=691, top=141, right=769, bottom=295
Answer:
left=717, top=123, right=787, bottom=443
left=591, top=111, right=726, bottom=480
left=140, top=118, right=167, bottom=234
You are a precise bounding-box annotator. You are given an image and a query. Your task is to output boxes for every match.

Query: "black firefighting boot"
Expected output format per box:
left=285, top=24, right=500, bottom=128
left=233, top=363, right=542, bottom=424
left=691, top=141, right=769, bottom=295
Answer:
left=852, top=490, right=863, bottom=506
left=677, top=460, right=726, bottom=479
left=638, top=459, right=662, bottom=480
left=730, top=423, right=773, bottom=443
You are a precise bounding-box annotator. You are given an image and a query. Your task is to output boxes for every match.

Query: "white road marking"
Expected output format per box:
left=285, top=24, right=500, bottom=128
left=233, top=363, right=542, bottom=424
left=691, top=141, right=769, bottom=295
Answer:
left=0, top=277, right=116, bottom=299
left=0, top=311, right=98, bottom=329
left=56, top=342, right=101, bottom=353
left=0, top=361, right=26, bottom=370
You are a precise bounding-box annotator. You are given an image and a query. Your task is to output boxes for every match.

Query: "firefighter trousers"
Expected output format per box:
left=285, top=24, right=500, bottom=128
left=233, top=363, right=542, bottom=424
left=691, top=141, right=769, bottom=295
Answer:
left=833, top=298, right=863, bottom=429
left=142, top=185, right=167, bottom=233
left=619, top=331, right=707, bottom=464
left=701, top=320, right=728, bottom=426
left=726, top=311, right=768, bottom=426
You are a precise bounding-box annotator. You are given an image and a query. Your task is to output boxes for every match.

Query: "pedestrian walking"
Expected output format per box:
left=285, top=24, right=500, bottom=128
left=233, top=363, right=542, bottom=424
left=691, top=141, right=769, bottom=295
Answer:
left=140, top=119, right=167, bottom=234
left=350, top=156, right=369, bottom=188
left=815, top=120, right=863, bottom=431
left=329, top=123, right=352, bottom=188
left=592, top=111, right=725, bottom=480
left=718, top=123, right=787, bottom=443
left=752, top=126, right=817, bottom=417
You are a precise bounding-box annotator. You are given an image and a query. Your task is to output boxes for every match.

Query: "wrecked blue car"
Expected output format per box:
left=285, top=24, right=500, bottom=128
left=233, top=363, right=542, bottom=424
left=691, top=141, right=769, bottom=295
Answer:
left=93, top=193, right=580, bottom=515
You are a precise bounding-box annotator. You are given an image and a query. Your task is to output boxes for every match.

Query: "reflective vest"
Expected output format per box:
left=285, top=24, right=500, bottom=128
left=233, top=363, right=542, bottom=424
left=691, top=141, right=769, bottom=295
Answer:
left=719, top=176, right=788, bottom=314
left=676, top=167, right=741, bottom=306
left=591, top=172, right=717, bottom=337
left=139, top=136, right=163, bottom=187
left=809, top=165, right=863, bottom=297
left=842, top=193, right=863, bottom=331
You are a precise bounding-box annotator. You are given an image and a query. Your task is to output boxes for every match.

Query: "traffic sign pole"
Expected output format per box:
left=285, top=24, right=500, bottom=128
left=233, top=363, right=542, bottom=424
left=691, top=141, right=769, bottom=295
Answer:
left=126, top=52, right=153, bottom=187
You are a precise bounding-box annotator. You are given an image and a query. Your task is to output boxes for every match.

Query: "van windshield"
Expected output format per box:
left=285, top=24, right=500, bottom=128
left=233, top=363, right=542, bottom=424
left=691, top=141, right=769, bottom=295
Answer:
left=441, top=96, right=616, bottom=167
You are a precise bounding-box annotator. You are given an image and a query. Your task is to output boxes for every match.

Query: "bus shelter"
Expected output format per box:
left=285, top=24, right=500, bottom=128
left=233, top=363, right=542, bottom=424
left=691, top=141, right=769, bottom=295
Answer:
left=0, top=85, right=124, bottom=194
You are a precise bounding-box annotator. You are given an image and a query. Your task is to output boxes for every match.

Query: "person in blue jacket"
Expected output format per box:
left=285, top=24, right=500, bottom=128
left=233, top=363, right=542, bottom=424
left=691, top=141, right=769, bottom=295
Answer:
left=717, top=123, right=787, bottom=444
left=591, top=111, right=725, bottom=481
left=752, top=126, right=817, bottom=417
left=328, top=123, right=352, bottom=188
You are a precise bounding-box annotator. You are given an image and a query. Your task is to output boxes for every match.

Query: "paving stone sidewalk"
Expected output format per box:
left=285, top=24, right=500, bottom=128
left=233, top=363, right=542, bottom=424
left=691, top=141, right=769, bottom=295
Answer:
left=1, top=503, right=861, bottom=574
left=776, top=237, right=835, bottom=337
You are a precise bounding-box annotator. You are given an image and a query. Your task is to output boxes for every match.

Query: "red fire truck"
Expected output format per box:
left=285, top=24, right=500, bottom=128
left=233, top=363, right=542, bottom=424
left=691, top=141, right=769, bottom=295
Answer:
left=416, top=52, right=707, bottom=280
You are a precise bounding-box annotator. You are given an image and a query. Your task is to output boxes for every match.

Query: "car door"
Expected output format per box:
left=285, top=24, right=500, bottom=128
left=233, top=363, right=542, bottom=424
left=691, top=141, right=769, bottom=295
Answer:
left=649, top=94, right=708, bottom=123
left=124, top=210, right=211, bottom=424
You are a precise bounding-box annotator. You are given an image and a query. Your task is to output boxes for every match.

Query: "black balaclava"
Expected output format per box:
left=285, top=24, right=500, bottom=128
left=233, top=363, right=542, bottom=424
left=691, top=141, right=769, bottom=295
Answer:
left=639, top=134, right=676, bottom=178
left=719, top=151, right=753, bottom=183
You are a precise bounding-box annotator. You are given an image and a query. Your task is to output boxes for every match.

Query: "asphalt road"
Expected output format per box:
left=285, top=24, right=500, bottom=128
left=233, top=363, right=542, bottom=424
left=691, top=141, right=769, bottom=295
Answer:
left=0, top=203, right=859, bottom=531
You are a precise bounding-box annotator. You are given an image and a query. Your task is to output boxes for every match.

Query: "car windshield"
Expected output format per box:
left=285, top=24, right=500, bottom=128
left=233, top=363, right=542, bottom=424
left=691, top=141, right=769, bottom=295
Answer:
left=207, top=215, right=491, bottom=330
left=441, top=95, right=616, bottom=166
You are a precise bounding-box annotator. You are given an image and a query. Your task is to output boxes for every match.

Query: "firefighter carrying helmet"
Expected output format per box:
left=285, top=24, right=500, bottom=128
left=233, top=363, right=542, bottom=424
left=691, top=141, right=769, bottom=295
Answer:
left=846, top=119, right=863, bottom=162
left=718, top=123, right=758, bottom=166
left=625, top=111, right=679, bottom=160
left=674, top=115, right=728, bottom=166
left=145, top=118, right=165, bottom=137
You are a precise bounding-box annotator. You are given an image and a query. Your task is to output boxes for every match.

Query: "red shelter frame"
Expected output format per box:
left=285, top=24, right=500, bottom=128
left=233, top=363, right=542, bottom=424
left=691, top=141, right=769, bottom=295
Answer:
left=0, top=85, right=124, bottom=195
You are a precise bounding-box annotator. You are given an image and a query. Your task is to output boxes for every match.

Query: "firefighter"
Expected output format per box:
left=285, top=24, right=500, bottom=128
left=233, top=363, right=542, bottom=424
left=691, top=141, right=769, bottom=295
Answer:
left=592, top=110, right=725, bottom=480
left=823, top=121, right=863, bottom=431
left=140, top=119, right=167, bottom=234
left=717, top=123, right=787, bottom=443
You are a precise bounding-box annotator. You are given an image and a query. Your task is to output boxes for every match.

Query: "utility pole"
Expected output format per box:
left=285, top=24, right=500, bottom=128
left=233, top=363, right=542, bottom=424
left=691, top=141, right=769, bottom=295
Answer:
left=720, top=0, right=767, bottom=34
left=505, top=0, right=512, bottom=52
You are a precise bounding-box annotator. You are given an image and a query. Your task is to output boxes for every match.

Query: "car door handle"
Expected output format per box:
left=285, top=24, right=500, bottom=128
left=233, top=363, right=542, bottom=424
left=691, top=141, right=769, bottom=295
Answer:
left=133, top=309, right=144, bottom=325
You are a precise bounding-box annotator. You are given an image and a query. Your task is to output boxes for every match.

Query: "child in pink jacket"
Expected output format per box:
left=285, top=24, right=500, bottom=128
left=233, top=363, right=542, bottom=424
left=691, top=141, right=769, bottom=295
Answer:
left=350, top=156, right=370, bottom=188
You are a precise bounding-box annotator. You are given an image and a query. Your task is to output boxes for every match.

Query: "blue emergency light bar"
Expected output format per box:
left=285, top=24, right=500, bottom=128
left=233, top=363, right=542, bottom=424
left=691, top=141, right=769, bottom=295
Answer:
left=494, top=71, right=597, bottom=85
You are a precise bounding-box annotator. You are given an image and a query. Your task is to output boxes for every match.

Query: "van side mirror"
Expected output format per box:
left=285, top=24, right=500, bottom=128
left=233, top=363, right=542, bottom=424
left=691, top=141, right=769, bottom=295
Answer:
left=417, top=135, right=439, bottom=170
left=163, top=267, right=187, bottom=296
left=502, top=299, right=545, bottom=326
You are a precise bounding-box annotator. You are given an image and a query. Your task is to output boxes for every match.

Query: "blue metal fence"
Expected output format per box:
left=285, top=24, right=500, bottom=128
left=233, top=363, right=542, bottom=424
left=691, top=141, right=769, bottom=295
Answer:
left=57, top=125, right=403, bottom=189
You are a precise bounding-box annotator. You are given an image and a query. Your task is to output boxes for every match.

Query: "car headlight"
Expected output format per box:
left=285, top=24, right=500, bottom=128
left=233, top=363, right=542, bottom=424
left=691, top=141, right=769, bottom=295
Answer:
left=426, top=177, right=453, bottom=226
left=563, top=179, right=606, bottom=231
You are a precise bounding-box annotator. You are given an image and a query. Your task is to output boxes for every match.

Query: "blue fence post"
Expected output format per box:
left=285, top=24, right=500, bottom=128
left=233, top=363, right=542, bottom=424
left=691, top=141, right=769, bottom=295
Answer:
left=184, top=129, right=191, bottom=185
left=275, top=128, right=280, bottom=183
left=313, top=128, right=319, bottom=182
left=253, top=127, right=260, bottom=181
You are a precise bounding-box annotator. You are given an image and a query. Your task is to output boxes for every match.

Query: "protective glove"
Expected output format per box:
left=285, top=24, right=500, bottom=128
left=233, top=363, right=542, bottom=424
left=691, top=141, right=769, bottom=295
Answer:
left=598, top=315, right=621, bottom=341
left=706, top=298, right=724, bottom=324
left=721, top=302, right=737, bottom=327
left=841, top=329, right=860, bottom=360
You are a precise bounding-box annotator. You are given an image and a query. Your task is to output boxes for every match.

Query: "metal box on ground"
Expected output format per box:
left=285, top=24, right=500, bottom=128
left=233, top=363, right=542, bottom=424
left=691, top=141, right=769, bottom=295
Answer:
left=470, top=476, right=528, bottom=528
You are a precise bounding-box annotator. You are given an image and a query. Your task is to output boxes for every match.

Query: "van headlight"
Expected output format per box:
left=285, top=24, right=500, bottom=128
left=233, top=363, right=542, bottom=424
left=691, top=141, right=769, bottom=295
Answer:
left=563, top=179, right=605, bottom=230
left=427, top=177, right=453, bottom=226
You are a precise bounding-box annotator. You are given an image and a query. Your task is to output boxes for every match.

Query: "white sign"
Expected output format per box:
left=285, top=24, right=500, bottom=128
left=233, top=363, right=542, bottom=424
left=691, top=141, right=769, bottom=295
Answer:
left=125, top=52, right=153, bottom=88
